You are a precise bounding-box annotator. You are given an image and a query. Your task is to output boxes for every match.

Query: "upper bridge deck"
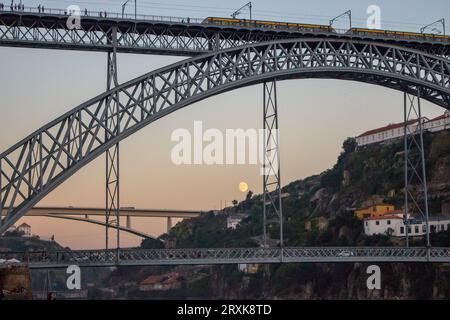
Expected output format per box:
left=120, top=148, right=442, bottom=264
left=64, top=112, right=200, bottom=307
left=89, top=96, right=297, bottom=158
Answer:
left=0, top=6, right=448, bottom=56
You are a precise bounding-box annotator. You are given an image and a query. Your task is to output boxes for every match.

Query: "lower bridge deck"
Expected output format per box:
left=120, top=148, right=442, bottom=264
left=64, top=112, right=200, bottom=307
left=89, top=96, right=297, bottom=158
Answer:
left=1, top=247, right=450, bottom=268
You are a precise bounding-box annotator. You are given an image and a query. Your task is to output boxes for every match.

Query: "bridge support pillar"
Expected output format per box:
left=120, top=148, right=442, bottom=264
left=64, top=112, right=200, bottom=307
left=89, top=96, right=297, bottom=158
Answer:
left=167, top=217, right=173, bottom=233
left=0, top=160, right=2, bottom=229
left=403, top=89, right=430, bottom=249
left=105, top=26, right=121, bottom=256
left=262, top=81, right=283, bottom=249
left=126, top=216, right=131, bottom=229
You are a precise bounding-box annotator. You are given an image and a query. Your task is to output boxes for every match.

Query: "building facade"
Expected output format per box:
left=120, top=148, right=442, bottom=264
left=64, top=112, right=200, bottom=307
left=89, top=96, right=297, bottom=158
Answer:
left=355, top=204, right=396, bottom=220
left=356, top=111, right=450, bottom=147
left=17, top=223, right=31, bottom=237
left=364, top=216, right=450, bottom=237
left=227, top=214, right=248, bottom=229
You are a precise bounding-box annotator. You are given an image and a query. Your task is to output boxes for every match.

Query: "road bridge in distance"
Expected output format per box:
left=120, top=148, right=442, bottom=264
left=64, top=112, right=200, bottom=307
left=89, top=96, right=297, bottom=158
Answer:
left=2, top=207, right=204, bottom=234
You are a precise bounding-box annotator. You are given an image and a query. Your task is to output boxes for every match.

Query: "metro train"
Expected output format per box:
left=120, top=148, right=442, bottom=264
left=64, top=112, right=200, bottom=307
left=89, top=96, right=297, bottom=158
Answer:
left=202, top=17, right=450, bottom=42
left=345, top=27, right=450, bottom=41
left=202, top=17, right=334, bottom=33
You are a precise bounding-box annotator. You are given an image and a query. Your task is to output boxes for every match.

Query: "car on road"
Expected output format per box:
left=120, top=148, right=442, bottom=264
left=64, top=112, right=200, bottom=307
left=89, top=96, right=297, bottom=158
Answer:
left=337, top=250, right=355, bottom=257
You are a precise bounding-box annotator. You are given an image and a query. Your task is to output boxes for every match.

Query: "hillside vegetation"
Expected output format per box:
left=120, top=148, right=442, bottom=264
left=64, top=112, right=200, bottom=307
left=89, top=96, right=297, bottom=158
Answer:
left=153, top=130, right=450, bottom=299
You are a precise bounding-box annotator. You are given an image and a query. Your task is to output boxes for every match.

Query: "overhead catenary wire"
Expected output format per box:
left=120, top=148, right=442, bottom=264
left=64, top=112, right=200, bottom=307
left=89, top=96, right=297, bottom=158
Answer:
left=11, top=0, right=450, bottom=33
left=21, top=0, right=450, bottom=31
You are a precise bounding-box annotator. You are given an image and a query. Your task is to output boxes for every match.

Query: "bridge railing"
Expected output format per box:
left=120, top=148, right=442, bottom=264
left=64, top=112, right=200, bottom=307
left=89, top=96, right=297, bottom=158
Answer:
left=0, top=5, right=204, bottom=24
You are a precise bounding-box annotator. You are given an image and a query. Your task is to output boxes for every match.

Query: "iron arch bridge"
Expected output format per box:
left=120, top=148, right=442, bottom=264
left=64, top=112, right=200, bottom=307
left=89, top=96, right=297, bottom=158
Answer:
left=1, top=38, right=450, bottom=236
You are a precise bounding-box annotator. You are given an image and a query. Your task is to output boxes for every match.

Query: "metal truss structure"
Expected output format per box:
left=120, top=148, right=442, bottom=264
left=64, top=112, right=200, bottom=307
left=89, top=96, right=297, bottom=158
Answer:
left=105, top=26, right=120, bottom=251
left=1, top=39, right=450, bottom=234
left=0, top=11, right=449, bottom=57
left=1, top=247, right=450, bottom=269
left=403, top=89, right=430, bottom=248
left=262, top=81, right=283, bottom=247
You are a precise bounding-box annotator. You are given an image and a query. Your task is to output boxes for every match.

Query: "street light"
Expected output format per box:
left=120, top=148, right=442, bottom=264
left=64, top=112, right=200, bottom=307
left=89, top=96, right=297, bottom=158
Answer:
left=122, top=0, right=137, bottom=19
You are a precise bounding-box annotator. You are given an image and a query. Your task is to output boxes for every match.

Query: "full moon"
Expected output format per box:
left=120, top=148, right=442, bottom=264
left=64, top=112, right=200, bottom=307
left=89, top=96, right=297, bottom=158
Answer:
left=239, top=182, right=249, bottom=193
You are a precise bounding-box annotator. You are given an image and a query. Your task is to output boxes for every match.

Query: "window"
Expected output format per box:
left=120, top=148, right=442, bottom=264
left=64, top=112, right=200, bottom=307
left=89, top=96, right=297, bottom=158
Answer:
left=408, top=227, right=412, bottom=233
left=387, top=220, right=391, bottom=225
left=415, top=226, right=419, bottom=234
left=376, top=221, right=380, bottom=226
left=400, top=227, right=405, bottom=234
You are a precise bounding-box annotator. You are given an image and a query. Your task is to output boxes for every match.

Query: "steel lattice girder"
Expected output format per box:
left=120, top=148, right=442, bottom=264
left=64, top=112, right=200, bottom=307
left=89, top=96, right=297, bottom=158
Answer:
left=1, top=247, right=450, bottom=268
left=1, top=38, right=450, bottom=233
left=0, top=12, right=449, bottom=57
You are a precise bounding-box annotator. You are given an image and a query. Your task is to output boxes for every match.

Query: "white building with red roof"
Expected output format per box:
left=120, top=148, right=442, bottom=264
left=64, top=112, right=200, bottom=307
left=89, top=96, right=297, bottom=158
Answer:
left=17, top=222, right=31, bottom=237
left=356, top=111, right=449, bottom=147
left=364, top=213, right=450, bottom=237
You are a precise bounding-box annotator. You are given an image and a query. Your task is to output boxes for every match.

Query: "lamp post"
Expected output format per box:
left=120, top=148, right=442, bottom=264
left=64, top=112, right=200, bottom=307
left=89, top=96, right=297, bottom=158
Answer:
left=122, top=0, right=137, bottom=19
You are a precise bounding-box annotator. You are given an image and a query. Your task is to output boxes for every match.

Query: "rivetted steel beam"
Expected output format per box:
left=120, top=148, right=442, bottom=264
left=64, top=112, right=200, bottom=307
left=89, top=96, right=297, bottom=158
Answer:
left=403, top=89, right=431, bottom=249
left=105, top=26, right=120, bottom=251
left=262, top=81, right=283, bottom=248
left=1, top=39, right=449, bottom=234
left=0, top=11, right=449, bottom=57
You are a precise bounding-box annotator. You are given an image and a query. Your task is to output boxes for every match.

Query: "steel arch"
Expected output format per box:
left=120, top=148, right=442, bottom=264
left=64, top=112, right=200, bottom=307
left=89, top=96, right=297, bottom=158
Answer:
left=1, top=38, right=450, bottom=234
left=43, top=214, right=154, bottom=239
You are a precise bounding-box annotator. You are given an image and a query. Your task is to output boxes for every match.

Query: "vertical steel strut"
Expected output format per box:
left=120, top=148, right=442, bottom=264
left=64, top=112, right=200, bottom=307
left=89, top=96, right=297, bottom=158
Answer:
left=403, top=89, right=430, bottom=249
left=262, top=81, right=283, bottom=250
left=105, top=26, right=120, bottom=256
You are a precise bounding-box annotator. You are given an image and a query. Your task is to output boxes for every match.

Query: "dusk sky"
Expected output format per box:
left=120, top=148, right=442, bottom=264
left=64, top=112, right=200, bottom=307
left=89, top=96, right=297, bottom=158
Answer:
left=0, top=0, right=449, bottom=249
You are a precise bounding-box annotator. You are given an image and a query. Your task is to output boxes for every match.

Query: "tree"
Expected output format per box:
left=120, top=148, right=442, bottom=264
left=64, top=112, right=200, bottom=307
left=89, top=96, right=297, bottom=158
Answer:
left=140, top=237, right=164, bottom=249
left=342, top=138, right=357, bottom=154
left=246, top=190, right=253, bottom=201
left=232, top=200, right=238, bottom=206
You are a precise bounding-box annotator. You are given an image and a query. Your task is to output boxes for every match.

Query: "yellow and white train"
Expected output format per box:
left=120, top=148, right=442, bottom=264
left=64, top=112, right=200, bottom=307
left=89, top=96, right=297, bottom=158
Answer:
left=202, top=17, right=450, bottom=42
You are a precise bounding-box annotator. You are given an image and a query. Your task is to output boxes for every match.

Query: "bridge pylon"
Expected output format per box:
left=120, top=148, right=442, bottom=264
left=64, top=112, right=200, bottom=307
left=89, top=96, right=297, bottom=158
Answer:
left=105, top=26, right=120, bottom=256
left=262, top=81, right=283, bottom=251
left=403, top=88, right=430, bottom=250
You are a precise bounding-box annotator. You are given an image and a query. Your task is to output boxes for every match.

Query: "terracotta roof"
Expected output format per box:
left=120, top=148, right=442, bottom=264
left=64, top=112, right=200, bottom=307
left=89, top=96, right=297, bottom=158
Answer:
left=367, top=215, right=403, bottom=221
left=17, top=222, right=31, bottom=228
left=141, top=273, right=179, bottom=286
left=358, top=111, right=448, bottom=139
left=357, top=119, right=419, bottom=138
left=141, top=275, right=164, bottom=285
left=163, top=275, right=180, bottom=285
left=382, top=210, right=404, bottom=215
left=355, top=204, right=394, bottom=211
left=426, top=113, right=449, bottom=123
